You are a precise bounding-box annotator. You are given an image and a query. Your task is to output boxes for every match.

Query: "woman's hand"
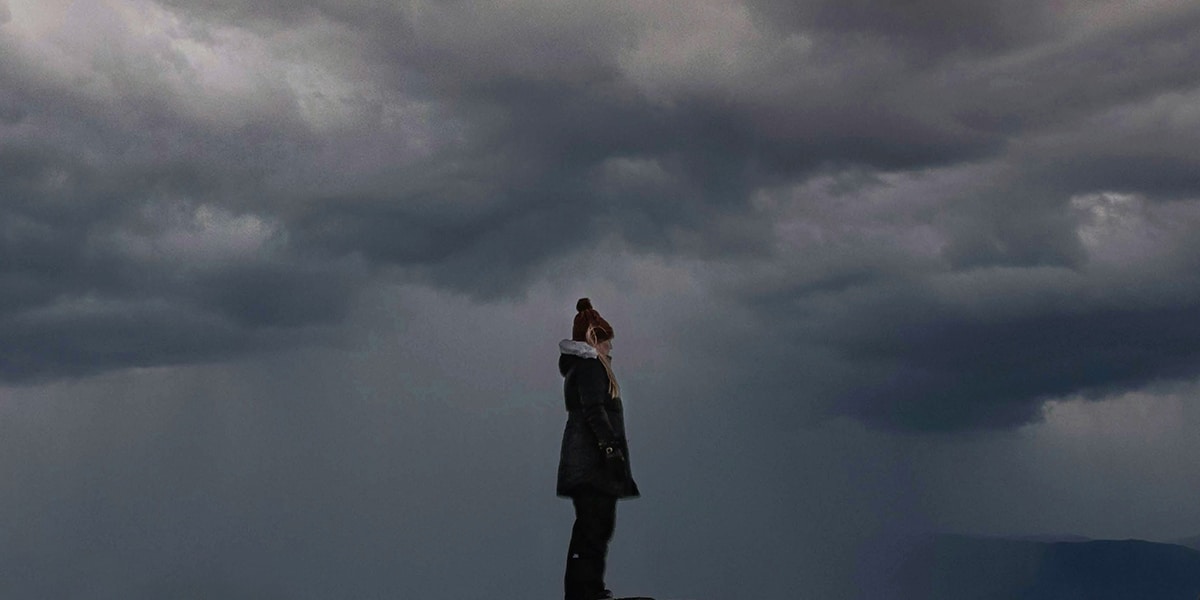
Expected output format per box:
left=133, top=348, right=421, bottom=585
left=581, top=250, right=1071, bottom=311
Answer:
left=601, top=444, right=628, bottom=482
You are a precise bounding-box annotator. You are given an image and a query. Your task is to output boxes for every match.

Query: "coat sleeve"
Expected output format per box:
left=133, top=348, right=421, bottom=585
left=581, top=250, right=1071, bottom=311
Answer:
left=577, top=359, right=618, bottom=448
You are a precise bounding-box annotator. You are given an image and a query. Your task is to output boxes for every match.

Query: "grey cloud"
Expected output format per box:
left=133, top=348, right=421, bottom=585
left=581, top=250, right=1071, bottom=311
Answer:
left=936, top=183, right=1089, bottom=270
left=0, top=139, right=364, bottom=381
left=697, top=276, right=1200, bottom=432
left=716, top=201, right=1200, bottom=431
left=1045, top=154, right=1200, bottom=200
left=1, top=299, right=244, bottom=380
left=947, top=10, right=1200, bottom=136
left=746, top=0, right=1060, bottom=57
left=0, top=251, right=363, bottom=383
left=672, top=148, right=1200, bottom=431
left=0, top=4, right=370, bottom=380
left=1015, top=92, right=1200, bottom=199
left=831, top=295, right=1200, bottom=431
left=6, top=0, right=1200, bottom=432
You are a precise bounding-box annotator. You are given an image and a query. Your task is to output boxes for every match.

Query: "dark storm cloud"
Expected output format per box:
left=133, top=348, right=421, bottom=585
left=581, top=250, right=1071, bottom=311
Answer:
left=6, top=0, right=1200, bottom=431
left=730, top=267, right=1200, bottom=431
left=700, top=157, right=1200, bottom=431
left=0, top=1, right=368, bottom=381
left=155, top=0, right=1013, bottom=220
left=681, top=4, right=1200, bottom=430
left=746, top=0, right=1059, bottom=56
left=0, top=100, right=363, bottom=381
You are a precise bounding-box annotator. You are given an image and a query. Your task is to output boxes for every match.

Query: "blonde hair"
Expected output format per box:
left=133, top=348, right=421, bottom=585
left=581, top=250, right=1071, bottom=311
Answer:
left=586, top=325, right=620, bottom=399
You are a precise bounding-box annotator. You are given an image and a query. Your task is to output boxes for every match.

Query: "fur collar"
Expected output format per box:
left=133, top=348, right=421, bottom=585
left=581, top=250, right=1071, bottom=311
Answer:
left=559, top=339, right=598, bottom=359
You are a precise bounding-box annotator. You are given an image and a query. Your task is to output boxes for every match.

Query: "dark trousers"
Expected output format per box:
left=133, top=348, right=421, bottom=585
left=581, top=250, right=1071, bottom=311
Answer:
left=564, top=494, right=617, bottom=600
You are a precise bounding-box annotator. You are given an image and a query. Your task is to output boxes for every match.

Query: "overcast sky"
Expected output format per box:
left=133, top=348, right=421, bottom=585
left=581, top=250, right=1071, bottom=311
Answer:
left=3, top=1, right=1200, bottom=598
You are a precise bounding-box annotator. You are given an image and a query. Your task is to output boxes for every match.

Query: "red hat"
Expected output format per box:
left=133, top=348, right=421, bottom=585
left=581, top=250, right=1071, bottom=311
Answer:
left=572, top=298, right=613, bottom=342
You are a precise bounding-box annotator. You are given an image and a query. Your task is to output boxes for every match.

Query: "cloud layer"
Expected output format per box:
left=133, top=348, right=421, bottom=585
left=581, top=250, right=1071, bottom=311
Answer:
left=4, top=0, right=1200, bottom=429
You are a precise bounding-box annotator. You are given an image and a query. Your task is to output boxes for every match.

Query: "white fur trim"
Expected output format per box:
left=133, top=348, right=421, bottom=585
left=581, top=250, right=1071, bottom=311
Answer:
left=559, top=339, right=598, bottom=359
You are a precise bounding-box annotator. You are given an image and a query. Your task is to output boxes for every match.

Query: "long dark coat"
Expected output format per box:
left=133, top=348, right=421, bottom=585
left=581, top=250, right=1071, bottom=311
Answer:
left=556, top=351, right=640, bottom=499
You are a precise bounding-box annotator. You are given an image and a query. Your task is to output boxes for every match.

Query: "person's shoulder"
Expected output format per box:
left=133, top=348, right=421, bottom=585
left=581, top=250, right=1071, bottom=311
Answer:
left=560, top=353, right=600, bottom=372
left=572, top=356, right=607, bottom=377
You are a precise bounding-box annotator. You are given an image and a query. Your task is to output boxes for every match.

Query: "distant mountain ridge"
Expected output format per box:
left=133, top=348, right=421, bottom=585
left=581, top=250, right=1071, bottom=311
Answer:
left=1172, top=534, right=1200, bottom=551
left=1006, top=533, right=1093, bottom=544
left=887, top=534, right=1200, bottom=600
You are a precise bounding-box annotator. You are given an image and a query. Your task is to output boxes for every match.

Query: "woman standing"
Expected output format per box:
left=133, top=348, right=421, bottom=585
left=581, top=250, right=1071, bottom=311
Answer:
left=557, top=298, right=640, bottom=600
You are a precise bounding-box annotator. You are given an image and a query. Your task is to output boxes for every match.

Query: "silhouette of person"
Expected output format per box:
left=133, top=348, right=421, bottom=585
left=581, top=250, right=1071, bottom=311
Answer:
left=556, top=298, right=639, bottom=600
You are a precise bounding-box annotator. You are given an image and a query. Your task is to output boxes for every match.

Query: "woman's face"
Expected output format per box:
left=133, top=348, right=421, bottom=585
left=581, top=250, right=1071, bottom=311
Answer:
left=595, top=338, right=612, bottom=358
